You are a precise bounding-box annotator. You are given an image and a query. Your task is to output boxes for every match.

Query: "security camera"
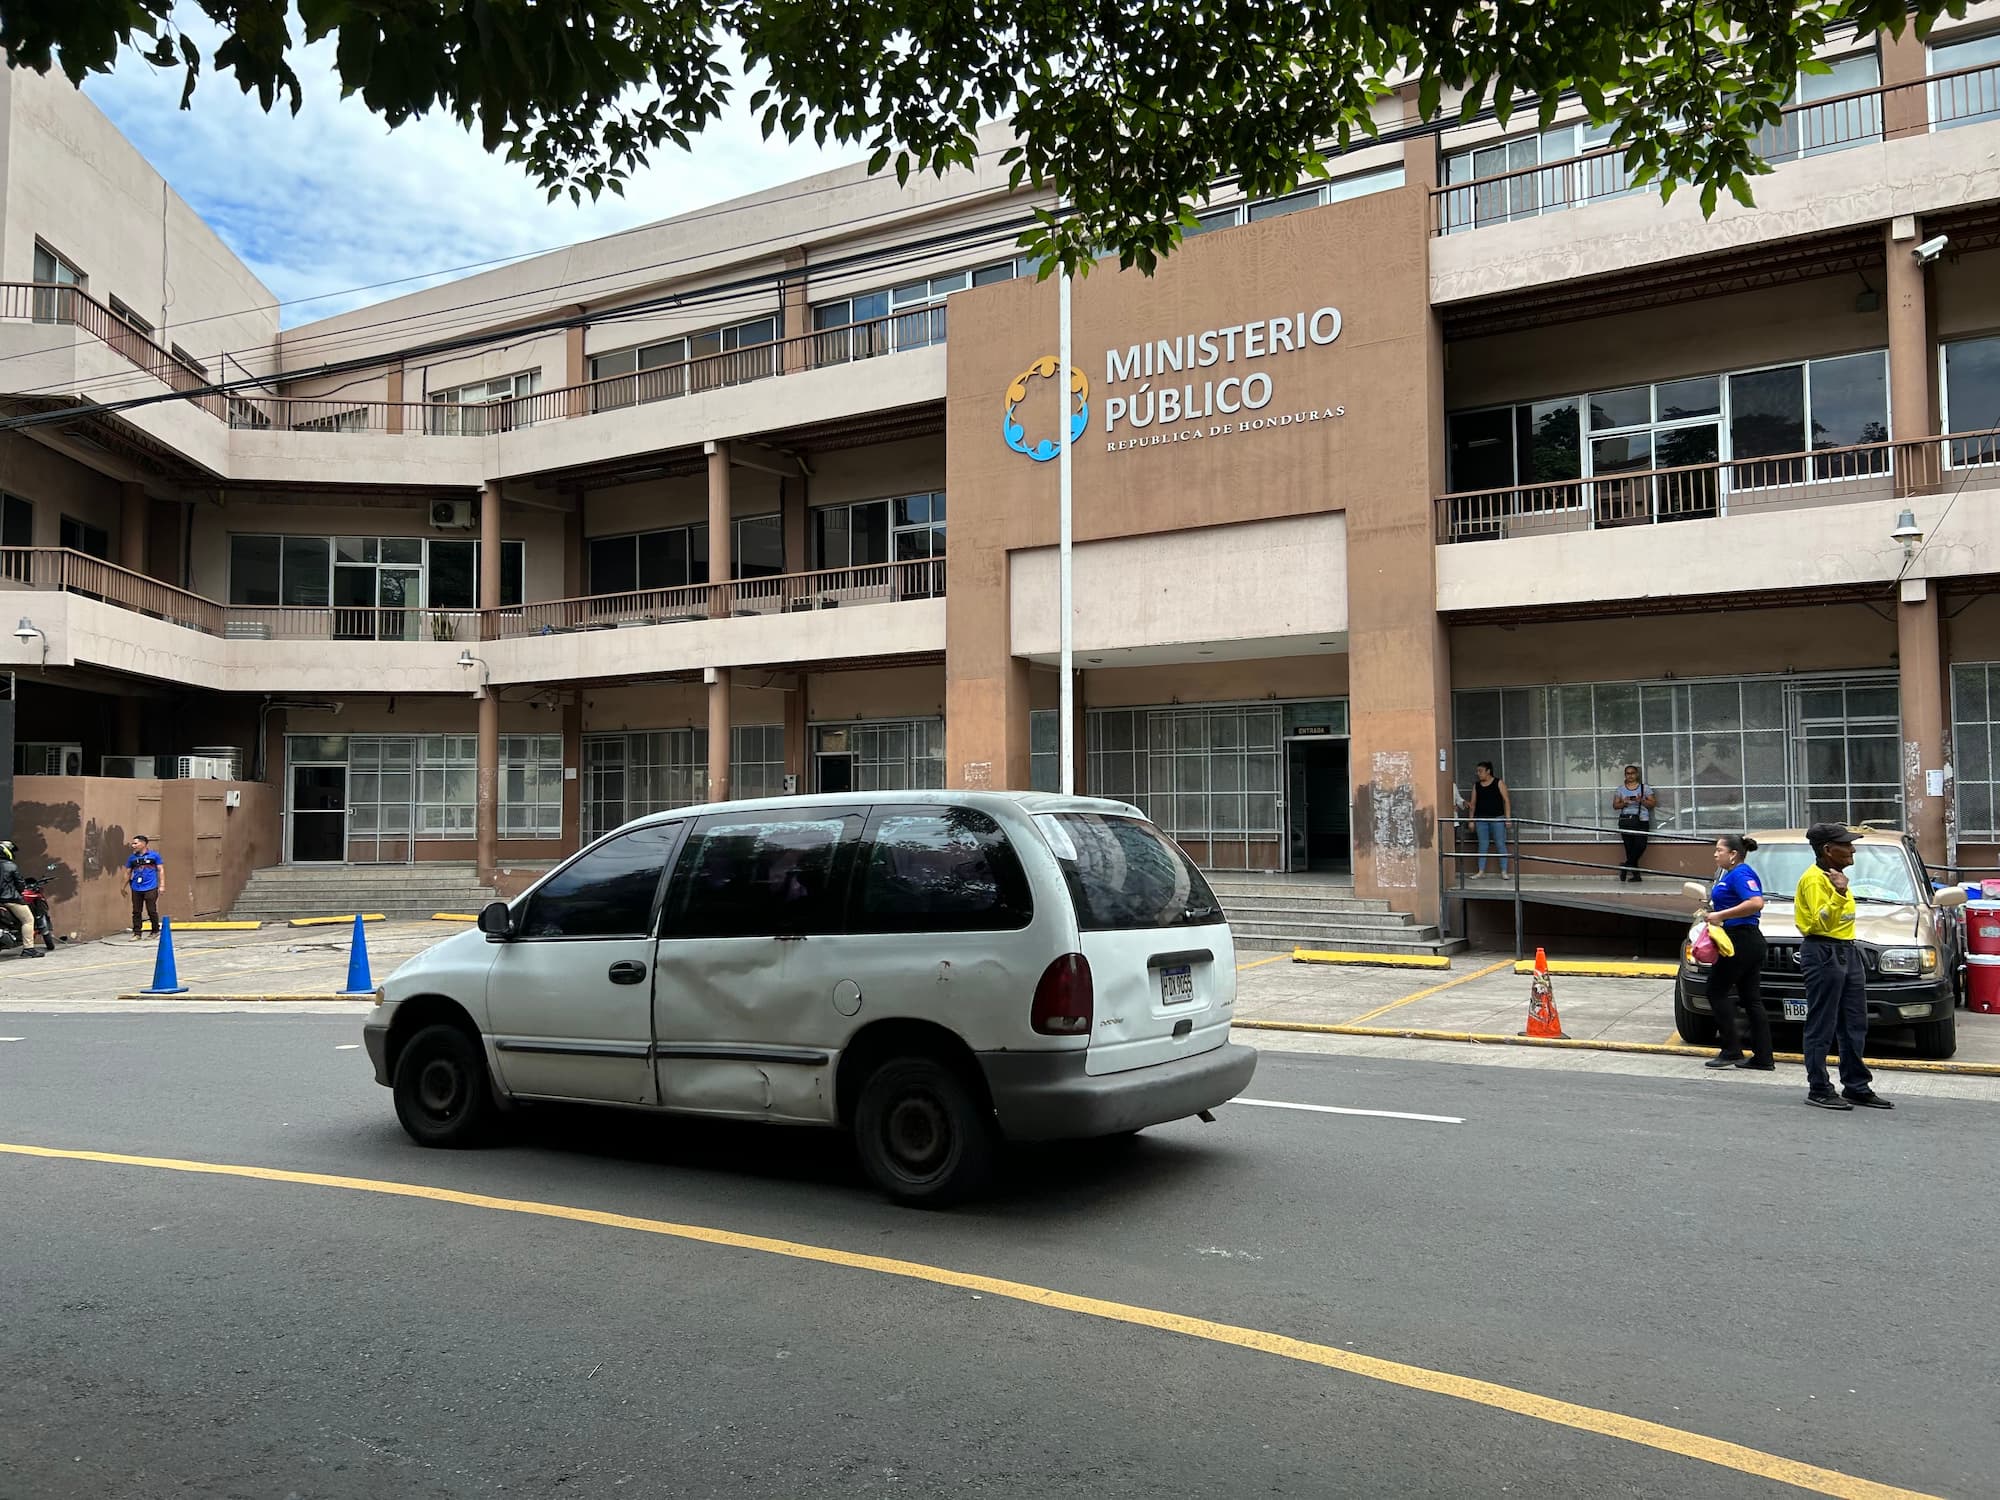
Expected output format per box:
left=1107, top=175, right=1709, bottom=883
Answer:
left=1913, top=234, right=1950, bottom=264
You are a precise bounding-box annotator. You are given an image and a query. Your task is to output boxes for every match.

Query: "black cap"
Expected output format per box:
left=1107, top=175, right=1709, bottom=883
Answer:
left=1807, top=822, right=1862, bottom=851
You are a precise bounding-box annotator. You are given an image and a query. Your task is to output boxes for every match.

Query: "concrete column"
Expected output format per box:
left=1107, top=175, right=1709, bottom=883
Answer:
left=561, top=695, right=583, bottom=852
left=565, top=320, right=588, bottom=417
left=784, top=673, right=809, bottom=792
left=479, top=481, right=503, bottom=625
left=1886, top=219, right=1933, bottom=449
left=706, top=441, right=732, bottom=613
left=707, top=670, right=733, bottom=803
left=945, top=542, right=1032, bottom=791
left=780, top=250, right=809, bottom=374
left=562, top=493, right=586, bottom=600
left=781, top=476, right=809, bottom=576
left=385, top=366, right=405, bottom=435
left=1880, top=24, right=1931, bottom=140
left=119, top=482, right=147, bottom=573
left=1899, top=582, right=1948, bottom=864
left=475, top=690, right=500, bottom=877
left=1396, top=81, right=1441, bottom=193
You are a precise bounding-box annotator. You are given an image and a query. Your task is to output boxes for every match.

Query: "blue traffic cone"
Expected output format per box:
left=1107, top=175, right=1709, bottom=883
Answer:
left=141, top=916, right=188, bottom=995
left=342, top=913, right=375, bottom=995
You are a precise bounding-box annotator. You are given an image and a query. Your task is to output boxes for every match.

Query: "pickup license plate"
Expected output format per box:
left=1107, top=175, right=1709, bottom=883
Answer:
left=1783, top=1000, right=1808, bottom=1022
left=1160, top=964, right=1195, bottom=1005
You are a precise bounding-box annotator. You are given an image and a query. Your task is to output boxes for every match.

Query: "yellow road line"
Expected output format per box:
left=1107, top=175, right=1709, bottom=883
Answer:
left=1348, top=958, right=1514, bottom=1025
left=0, top=1141, right=1936, bottom=1500
left=1293, top=949, right=1451, bottom=970
left=1511, top=959, right=1679, bottom=979
left=170, top=921, right=263, bottom=932
left=1235, top=954, right=1290, bottom=972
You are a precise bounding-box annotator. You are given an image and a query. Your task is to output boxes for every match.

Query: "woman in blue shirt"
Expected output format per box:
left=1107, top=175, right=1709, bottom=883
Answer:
left=1703, top=834, right=1772, bottom=1071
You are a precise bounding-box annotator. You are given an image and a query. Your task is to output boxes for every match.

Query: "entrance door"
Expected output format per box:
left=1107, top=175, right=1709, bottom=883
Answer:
left=816, top=754, right=855, bottom=793
left=1283, top=738, right=1351, bottom=873
left=289, top=765, right=347, bottom=863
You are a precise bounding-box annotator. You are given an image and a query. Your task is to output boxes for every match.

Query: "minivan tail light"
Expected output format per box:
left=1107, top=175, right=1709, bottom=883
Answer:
left=1031, top=953, right=1094, bottom=1036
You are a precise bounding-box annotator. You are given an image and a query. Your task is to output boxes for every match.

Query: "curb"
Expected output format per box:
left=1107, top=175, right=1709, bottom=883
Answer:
left=172, top=920, right=262, bottom=932
left=431, top=912, right=479, bottom=922
left=1511, top=959, right=1679, bottom=979
left=1292, top=949, right=1451, bottom=971
left=287, top=914, right=387, bottom=928
left=115, top=992, right=378, bottom=1003
left=1231, top=1018, right=2000, bottom=1078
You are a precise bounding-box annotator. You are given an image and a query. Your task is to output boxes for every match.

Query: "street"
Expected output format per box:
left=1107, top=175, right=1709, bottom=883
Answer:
left=3, top=1011, right=1994, bottom=1498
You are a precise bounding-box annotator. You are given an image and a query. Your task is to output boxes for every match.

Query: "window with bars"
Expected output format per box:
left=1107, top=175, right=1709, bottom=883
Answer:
left=1030, top=709, right=1060, bottom=792
left=1186, top=167, right=1406, bottom=237
left=1087, top=706, right=1283, bottom=840
left=583, top=725, right=788, bottom=840
left=1451, top=673, right=1900, bottom=840
left=417, top=735, right=479, bottom=840
left=1952, top=664, right=2000, bottom=837
left=814, top=720, right=944, bottom=791
left=501, top=734, right=565, bottom=838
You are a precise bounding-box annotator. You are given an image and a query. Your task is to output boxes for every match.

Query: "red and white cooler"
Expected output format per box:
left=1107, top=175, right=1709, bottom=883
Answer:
left=1965, top=900, right=2000, bottom=958
left=1966, top=954, right=2000, bottom=1015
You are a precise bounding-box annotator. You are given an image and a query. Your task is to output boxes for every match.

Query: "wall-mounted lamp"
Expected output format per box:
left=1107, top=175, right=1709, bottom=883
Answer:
left=456, top=649, right=489, bottom=694
left=13, top=617, right=46, bottom=665
left=1891, top=507, right=1924, bottom=561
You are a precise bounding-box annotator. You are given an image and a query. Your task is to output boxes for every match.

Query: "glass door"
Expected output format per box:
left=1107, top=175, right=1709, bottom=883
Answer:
left=288, top=765, right=347, bottom=864
left=346, top=736, right=416, bottom=863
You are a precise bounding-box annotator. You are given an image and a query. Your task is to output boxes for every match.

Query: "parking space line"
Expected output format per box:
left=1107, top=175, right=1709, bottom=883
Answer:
left=1232, top=1098, right=1463, bottom=1125
left=1236, top=955, right=1289, bottom=972
left=1346, top=958, right=1513, bottom=1025
left=0, top=1140, right=1940, bottom=1500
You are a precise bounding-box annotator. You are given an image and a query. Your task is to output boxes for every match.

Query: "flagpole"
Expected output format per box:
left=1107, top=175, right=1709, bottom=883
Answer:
left=1057, top=267, right=1075, bottom=796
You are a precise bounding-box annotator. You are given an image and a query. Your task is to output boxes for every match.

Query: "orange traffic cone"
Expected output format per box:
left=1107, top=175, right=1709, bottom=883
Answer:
left=1521, top=947, right=1568, bottom=1039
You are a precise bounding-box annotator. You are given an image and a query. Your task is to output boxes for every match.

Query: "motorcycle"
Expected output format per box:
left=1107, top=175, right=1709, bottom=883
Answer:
left=0, top=870, right=56, bottom=956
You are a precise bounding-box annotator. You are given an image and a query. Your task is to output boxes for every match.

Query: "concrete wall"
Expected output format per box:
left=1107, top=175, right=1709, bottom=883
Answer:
left=0, top=431, right=124, bottom=548
left=9, top=775, right=280, bottom=940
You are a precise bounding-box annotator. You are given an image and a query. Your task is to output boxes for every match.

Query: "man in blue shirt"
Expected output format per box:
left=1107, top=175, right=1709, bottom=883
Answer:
left=124, top=835, right=163, bottom=940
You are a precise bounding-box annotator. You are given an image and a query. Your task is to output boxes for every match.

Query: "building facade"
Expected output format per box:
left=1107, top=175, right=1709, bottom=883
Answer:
left=3, top=15, right=2000, bottom=927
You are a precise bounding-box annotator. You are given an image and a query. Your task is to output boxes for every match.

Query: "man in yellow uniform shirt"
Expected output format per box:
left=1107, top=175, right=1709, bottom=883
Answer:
left=1795, top=823, right=1891, bottom=1111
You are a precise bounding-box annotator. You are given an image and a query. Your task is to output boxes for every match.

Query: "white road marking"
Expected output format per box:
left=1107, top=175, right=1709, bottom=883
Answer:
left=0, top=1036, right=22, bottom=1042
left=1231, top=1097, right=1464, bottom=1125
left=333, top=1043, right=361, bottom=1050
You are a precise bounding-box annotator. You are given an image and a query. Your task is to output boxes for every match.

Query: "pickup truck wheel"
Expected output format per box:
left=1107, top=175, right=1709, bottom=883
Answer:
left=853, top=1055, right=995, bottom=1208
left=1673, top=983, right=1718, bottom=1047
left=392, top=1024, right=495, bottom=1148
left=1913, top=1009, right=1957, bottom=1060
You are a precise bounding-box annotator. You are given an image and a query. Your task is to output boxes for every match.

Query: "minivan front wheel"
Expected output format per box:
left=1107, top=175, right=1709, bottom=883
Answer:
left=393, top=1024, right=496, bottom=1148
left=853, top=1056, right=995, bottom=1207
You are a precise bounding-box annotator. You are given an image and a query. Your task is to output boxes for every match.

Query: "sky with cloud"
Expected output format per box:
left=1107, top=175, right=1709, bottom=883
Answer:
left=83, top=24, right=864, bottom=326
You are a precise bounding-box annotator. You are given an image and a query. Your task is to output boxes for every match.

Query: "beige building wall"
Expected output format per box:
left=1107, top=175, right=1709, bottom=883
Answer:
left=1084, top=655, right=1352, bottom=709
left=0, top=432, right=125, bottom=549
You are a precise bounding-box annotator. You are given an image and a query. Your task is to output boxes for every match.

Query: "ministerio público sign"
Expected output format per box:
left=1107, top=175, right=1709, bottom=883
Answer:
left=1001, top=304, right=1347, bottom=462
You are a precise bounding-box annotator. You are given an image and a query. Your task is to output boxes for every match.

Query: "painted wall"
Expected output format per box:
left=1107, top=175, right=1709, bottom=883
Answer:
left=10, top=775, right=280, bottom=941
left=0, top=431, right=124, bottom=549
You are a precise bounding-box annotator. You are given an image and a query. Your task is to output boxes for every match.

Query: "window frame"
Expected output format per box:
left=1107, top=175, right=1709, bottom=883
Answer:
left=31, top=240, right=84, bottom=323
left=513, top=820, right=686, bottom=942
left=1, top=491, right=33, bottom=550
left=665, top=809, right=865, bottom=939
left=1940, top=332, right=2000, bottom=469
left=107, top=294, right=154, bottom=337
left=59, top=514, right=111, bottom=561
left=227, top=533, right=525, bottom=610
left=1928, top=28, right=2000, bottom=129
left=585, top=512, right=783, bottom=595
left=845, top=803, right=1035, bottom=935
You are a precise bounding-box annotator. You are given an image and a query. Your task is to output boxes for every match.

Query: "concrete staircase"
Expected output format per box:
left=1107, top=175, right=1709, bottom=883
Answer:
left=229, top=863, right=499, bottom=924
left=1206, top=873, right=1466, bottom=958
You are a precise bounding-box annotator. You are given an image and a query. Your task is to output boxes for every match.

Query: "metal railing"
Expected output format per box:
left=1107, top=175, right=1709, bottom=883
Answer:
left=2, top=283, right=227, bottom=417
left=1432, top=60, right=2000, bottom=235
left=1435, top=432, right=2000, bottom=544
left=0, top=547, right=225, bottom=632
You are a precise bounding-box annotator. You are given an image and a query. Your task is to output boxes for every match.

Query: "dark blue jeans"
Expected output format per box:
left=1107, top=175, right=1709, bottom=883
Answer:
left=1800, top=937, right=1871, bottom=1094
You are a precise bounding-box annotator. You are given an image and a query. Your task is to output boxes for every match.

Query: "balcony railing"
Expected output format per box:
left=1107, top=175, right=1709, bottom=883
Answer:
left=1435, top=431, right=2000, bottom=543
left=491, top=558, right=946, bottom=639
left=0, top=547, right=943, bottom=644
left=2, top=282, right=949, bottom=439
left=1432, top=59, right=2000, bottom=234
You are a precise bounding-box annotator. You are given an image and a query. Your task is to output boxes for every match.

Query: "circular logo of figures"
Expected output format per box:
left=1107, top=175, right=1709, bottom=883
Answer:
left=1002, top=356, right=1090, bottom=462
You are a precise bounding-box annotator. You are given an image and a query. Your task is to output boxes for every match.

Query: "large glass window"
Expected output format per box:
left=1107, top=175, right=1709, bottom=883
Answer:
left=813, top=720, right=944, bottom=792
left=59, top=516, right=111, bottom=561
left=1952, top=663, right=2000, bottom=837
left=586, top=514, right=782, bottom=595
left=588, top=316, right=778, bottom=410
left=32, top=241, right=84, bottom=323
left=427, top=370, right=540, bottom=435
left=501, top=734, right=565, bottom=839
left=229, top=534, right=522, bottom=610
left=1087, top=705, right=1283, bottom=853
left=1, top=492, right=31, bottom=550
left=583, top=725, right=788, bottom=840
left=671, top=815, right=857, bottom=938
left=850, top=808, right=1033, bottom=933
left=1943, top=335, right=2000, bottom=468
left=1030, top=709, right=1060, bottom=793
left=1754, top=49, right=1882, bottom=161
left=812, top=494, right=946, bottom=571
left=518, top=823, right=678, bottom=939
left=1452, top=673, right=1899, bottom=839
left=811, top=259, right=1028, bottom=362
left=1036, top=813, right=1222, bottom=931
left=1931, top=31, right=2000, bottom=128
left=1190, top=167, right=1405, bottom=236
left=416, top=735, right=478, bottom=840
left=1441, top=121, right=1628, bottom=232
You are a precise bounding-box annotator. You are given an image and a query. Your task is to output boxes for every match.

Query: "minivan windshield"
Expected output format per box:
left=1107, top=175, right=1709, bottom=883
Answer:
left=1747, top=842, right=1921, bottom=905
left=1035, top=812, right=1223, bottom=931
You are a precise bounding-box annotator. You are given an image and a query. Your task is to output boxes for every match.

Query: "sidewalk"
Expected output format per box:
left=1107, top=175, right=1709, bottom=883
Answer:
left=1234, top=951, right=2000, bottom=1068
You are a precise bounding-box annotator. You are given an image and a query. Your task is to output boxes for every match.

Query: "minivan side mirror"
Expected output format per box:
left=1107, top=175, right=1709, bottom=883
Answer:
left=1936, top=887, right=1969, bottom=910
left=477, top=900, right=516, bottom=940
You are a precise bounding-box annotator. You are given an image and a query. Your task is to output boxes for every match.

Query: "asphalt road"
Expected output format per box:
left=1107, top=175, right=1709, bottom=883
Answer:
left=1, top=1015, right=1993, bottom=1499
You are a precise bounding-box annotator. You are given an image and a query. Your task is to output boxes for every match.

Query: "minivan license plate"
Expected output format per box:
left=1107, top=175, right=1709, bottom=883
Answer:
left=1783, top=1000, right=1808, bottom=1021
left=1160, top=965, right=1195, bottom=1005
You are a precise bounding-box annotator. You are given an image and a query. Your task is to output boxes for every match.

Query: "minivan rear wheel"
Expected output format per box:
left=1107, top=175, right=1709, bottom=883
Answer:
left=853, top=1056, right=995, bottom=1207
left=393, top=1024, right=495, bottom=1148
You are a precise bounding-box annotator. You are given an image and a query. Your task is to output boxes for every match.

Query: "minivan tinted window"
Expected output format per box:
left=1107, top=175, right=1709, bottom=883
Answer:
left=672, top=815, right=857, bottom=937
left=520, top=822, right=679, bottom=938
left=851, top=807, right=1033, bottom=933
left=1035, top=813, right=1222, bottom=931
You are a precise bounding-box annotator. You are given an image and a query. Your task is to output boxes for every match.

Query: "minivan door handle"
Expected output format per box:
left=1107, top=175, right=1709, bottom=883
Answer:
left=607, top=960, right=648, bottom=985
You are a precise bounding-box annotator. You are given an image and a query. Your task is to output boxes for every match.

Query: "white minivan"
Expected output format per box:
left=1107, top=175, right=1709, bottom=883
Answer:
left=363, top=792, right=1257, bottom=1204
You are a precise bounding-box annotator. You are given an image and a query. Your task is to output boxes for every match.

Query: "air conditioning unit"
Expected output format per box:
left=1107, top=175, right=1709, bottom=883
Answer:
left=177, top=755, right=234, bottom=781
left=99, top=756, right=157, bottom=778
left=431, top=499, right=476, bottom=531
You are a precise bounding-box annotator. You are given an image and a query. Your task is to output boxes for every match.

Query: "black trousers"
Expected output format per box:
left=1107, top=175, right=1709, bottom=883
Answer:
left=130, top=889, right=159, bottom=934
left=1707, top=926, right=1772, bottom=1061
left=1619, top=827, right=1649, bottom=875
